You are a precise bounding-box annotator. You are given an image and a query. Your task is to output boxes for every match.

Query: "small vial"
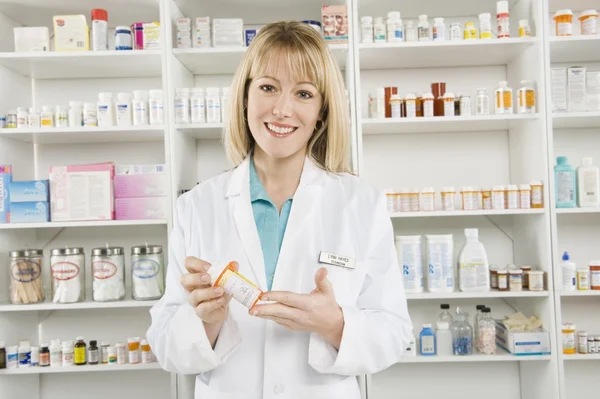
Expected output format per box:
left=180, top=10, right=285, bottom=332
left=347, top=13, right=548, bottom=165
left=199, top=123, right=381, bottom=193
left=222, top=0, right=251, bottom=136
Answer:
left=68, top=102, right=83, bottom=128
left=83, top=102, right=98, bottom=127
left=175, top=88, right=191, bottom=124
left=476, top=88, right=490, bottom=115
left=506, top=184, right=519, bottom=209
left=41, top=106, right=54, bottom=128
left=361, top=16, right=374, bottom=44
left=16, top=107, right=28, bottom=128
left=206, top=87, right=221, bottom=123
left=418, top=15, right=430, bottom=41
left=149, top=89, right=164, bottom=126
left=495, top=81, right=513, bottom=114
left=518, top=80, right=536, bottom=114
left=28, top=108, right=41, bottom=128
left=373, top=17, right=386, bottom=43
left=405, top=93, right=417, bottom=118
left=443, top=92, right=455, bottom=116
left=422, top=92, right=434, bottom=117
left=449, top=23, right=462, bottom=40
left=55, top=106, right=68, bottom=128
left=116, top=93, right=133, bottom=127
left=441, top=187, right=456, bottom=211
left=479, top=13, right=493, bottom=39
left=208, top=262, right=263, bottom=309
left=390, top=94, right=402, bottom=118
left=132, top=90, right=149, bottom=126
left=405, top=21, right=417, bottom=42
left=433, top=18, right=445, bottom=41
left=116, top=343, right=126, bottom=364
left=519, top=20, right=531, bottom=37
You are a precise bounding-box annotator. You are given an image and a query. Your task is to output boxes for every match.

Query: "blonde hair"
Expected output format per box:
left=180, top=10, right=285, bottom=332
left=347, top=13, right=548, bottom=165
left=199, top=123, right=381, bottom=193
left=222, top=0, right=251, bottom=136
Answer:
left=224, top=21, right=350, bottom=173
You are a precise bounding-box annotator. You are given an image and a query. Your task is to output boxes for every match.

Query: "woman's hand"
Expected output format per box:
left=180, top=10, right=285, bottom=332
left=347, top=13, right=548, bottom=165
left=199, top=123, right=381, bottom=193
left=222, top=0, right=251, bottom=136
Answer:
left=250, top=267, right=345, bottom=349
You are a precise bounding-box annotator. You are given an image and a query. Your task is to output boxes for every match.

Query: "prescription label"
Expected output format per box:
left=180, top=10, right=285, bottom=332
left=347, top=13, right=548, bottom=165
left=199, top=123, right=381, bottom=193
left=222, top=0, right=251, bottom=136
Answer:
left=219, top=269, right=262, bottom=308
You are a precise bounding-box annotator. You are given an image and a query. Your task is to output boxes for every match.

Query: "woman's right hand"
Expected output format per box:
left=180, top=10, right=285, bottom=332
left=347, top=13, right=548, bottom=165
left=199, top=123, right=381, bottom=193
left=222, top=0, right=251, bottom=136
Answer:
left=181, top=257, right=236, bottom=325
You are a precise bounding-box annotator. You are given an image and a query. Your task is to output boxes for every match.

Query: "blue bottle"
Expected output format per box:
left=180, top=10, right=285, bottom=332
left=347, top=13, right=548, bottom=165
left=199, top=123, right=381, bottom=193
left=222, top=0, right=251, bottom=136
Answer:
left=419, top=324, right=436, bottom=356
left=555, top=156, right=577, bottom=208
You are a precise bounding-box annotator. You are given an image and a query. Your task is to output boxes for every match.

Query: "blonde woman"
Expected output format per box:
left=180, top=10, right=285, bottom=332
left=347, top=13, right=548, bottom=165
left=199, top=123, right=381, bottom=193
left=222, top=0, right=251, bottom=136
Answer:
left=147, top=21, right=412, bottom=399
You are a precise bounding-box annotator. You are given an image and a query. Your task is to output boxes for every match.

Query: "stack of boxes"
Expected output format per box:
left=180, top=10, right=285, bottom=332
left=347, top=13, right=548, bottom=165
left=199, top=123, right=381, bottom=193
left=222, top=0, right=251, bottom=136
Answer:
left=552, top=66, right=600, bottom=112
left=195, top=17, right=211, bottom=48
left=213, top=18, right=244, bottom=47
left=176, top=18, right=192, bottom=49
left=114, top=165, right=168, bottom=220
left=10, top=179, right=51, bottom=223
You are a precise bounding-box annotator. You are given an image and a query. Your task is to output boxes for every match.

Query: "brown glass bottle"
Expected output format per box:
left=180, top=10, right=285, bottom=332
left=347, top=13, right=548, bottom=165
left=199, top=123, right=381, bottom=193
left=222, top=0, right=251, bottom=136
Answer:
left=74, top=337, right=87, bottom=365
left=88, top=340, right=99, bottom=365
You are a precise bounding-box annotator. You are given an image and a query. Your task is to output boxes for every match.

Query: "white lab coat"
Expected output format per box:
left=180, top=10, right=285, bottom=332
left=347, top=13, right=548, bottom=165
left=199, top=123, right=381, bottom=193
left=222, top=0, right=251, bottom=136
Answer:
left=147, top=157, right=413, bottom=399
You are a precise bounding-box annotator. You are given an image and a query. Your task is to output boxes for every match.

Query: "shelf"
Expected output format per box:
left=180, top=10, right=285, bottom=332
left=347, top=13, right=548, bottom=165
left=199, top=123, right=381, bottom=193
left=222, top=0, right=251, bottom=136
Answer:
left=398, top=349, right=551, bottom=363
left=550, top=36, right=600, bottom=64
left=0, top=299, right=158, bottom=312
left=560, top=290, right=600, bottom=297
left=0, top=363, right=163, bottom=375
left=174, top=44, right=348, bottom=75
left=0, top=51, right=163, bottom=79
left=406, top=290, right=549, bottom=300
left=553, top=112, right=600, bottom=129
left=563, top=354, right=600, bottom=361
left=390, top=209, right=545, bottom=218
left=0, top=126, right=165, bottom=144
left=556, top=208, right=600, bottom=214
left=175, top=123, right=223, bottom=139
left=362, top=114, right=539, bottom=135
left=0, top=219, right=168, bottom=230
left=358, top=38, right=538, bottom=70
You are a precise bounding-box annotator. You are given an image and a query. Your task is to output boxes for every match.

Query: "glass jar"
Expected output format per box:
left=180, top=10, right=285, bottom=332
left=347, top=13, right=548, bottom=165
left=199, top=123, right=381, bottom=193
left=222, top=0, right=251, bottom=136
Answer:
left=451, top=310, right=473, bottom=355
left=477, top=308, right=496, bottom=354
left=131, top=244, right=165, bottom=300
left=489, top=265, right=498, bottom=289
left=50, top=247, right=85, bottom=303
left=91, top=246, right=125, bottom=302
left=9, top=249, right=45, bottom=304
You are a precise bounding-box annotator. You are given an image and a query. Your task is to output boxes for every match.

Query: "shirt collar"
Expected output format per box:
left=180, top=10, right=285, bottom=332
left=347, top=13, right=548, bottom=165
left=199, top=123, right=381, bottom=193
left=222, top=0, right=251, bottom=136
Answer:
left=249, top=158, right=272, bottom=203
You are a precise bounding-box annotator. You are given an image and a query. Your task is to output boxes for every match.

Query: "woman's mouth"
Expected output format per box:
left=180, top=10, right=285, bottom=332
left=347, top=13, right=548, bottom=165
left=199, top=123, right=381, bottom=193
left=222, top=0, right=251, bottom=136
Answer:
left=265, top=122, right=298, bottom=137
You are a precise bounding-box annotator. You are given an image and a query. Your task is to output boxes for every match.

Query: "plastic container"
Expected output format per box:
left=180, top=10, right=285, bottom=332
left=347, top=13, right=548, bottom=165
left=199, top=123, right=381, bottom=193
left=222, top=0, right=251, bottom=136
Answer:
left=116, top=93, right=132, bottom=127
left=449, top=22, right=462, bottom=40
left=149, top=90, right=164, bottom=126
left=425, top=235, right=454, bottom=292
left=373, top=17, right=386, bottom=43
left=478, top=308, right=496, bottom=354
left=519, top=20, right=531, bottom=37
left=16, top=107, right=28, bottom=128
left=28, top=108, right=40, bottom=128
left=206, top=87, right=221, bottom=123
left=554, top=10, right=573, bottom=36
left=506, top=184, right=519, bottom=209
left=436, top=321, right=453, bottom=355
left=419, top=324, right=436, bottom=356
left=420, top=187, right=435, bottom=211
left=518, top=80, right=536, bottom=114
left=590, top=261, right=600, bottom=290
left=418, top=15, right=430, bottom=41
left=422, top=92, right=434, bottom=117
left=441, top=187, right=456, bottom=211
left=508, top=269, right=523, bottom=291
left=91, top=9, right=108, bottom=51
left=83, top=102, right=98, bottom=127
left=361, top=16, right=374, bottom=43
left=578, top=331, right=588, bottom=354
left=577, top=157, right=600, bottom=207
left=496, top=1, right=510, bottom=38
left=519, top=184, right=531, bottom=209
left=41, top=106, right=54, bottom=128
left=132, top=90, right=149, bottom=126
left=433, top=17, right=445, bottom=41
left=577, top=268, right=590, bottom=290
left=386, top=12, right=404, bottom=43
left=443, top=92, right=455, bottom=116
left=464, top=21, right=477, bottom=39
left=405, top=21, right=417, bottom=42
left=479, top=13, right=492, bottom=39
left=191, top=88, right=207, bottom=123
left=561, top=251, right=576, bottom=291
left=530, top=180, right=544, bottom=208
left=97, top=92, right=114, bottom=127
left=396, top=235, right=423, bottom=293
left=562, top=323, right=576, bottom=354
left=207, top=261, right=263, bottom=309
left=68, top=102, right=83, bottom=127
left=53, top=106, right=67, bottom=128
left=115, top=26, right=133, bottom=50
left=457, top=228, right=490, bottom=292
left=495, top=81, right=513, bottom=114
left=405, top=93, right=417, bottom=118
left=555, top=156, right=577, bottom=208
left=475, top=88, right=490, bottom=115
left=579, top=10, right=598, bottom=36
left=529, top=270, right=544, bottom=291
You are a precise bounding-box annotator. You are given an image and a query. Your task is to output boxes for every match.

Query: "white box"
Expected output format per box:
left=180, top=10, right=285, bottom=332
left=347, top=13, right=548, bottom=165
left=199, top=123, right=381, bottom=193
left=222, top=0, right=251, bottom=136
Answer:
left=551, top=67, right=567, bottom=112
left=495, top=321, right=551, bottom=356
left=14, top=27, right=50, bottom=52
left=586, top=70, right=600, bottom=111
left=176, top=18, right=191, bottom=29
left=568, top=66, right=587, bottom=112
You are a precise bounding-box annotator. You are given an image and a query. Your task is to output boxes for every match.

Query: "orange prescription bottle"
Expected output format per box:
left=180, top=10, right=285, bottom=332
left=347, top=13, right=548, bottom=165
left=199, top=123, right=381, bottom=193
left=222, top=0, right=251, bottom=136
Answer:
left=554, top=10, right=573, bottom=36
left=208, top=262, right=263, bottom=309
left=530, top=181, right=544, bottom=208
left=579, top=10, right=598, bottom=36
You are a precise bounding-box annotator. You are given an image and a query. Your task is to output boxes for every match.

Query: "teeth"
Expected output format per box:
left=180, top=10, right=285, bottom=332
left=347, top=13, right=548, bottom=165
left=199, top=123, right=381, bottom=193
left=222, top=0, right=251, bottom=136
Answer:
left=267, top=123, right=296, bottom=134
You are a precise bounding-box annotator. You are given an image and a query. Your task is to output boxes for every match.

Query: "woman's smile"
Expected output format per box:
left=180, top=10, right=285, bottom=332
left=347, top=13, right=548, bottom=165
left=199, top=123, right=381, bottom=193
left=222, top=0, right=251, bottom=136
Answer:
left=264, top=122, right=299, bottom=137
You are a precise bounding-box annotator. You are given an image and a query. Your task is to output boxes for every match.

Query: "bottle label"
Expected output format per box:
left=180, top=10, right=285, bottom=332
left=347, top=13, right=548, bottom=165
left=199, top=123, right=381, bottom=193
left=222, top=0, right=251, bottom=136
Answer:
left=88, top=349, right=99, bottom=364
left=421, top=335, right=435, bottom=354
left=519, top=26, right=531, bottom=37
left=418, top=27, right=429, bottom=40
left=557, top=22, right=572, bottom=36
left=220, top=269, right=262, bottom=308
left=497, top=14, right=510, bottom=38
left=128, top=349, right=140, bottom=364
left=557, top=172, right=575, bottom=203
left=74, top=347, right=86, bottom=364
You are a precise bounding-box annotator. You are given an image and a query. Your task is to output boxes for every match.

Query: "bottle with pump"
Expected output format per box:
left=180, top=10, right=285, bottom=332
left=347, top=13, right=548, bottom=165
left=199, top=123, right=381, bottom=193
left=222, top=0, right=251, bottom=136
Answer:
left=457, top=228, right=490, bottom=292
left=555, top=156, right=577, bottom=208
left=577, top=157, right=600, bottom=207
left=561, top=251, right=576, bottom=291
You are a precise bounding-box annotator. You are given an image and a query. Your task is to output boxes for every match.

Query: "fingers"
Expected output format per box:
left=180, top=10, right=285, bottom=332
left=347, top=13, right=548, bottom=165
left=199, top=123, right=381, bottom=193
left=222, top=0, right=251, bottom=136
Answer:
left=196, top=297, right=226, bottom=315
left=314, top=267, right=334, bottom=295
left=188, top=286, right=224, bottom=308
left=181, top=272, right=212, bottom=292
left=261, top=291, right=309, bottom=309
left=251, top=302, right=302, bottom=321
left=261, top=315, right=296, bottom=330
left=184, top=257, right=211, bottom=274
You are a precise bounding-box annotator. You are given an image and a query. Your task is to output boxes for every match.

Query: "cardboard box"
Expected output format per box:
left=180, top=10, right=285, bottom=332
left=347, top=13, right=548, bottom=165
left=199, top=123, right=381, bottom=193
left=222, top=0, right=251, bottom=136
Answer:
left=586, top=70, right=600, bottom=111
left=9, top=180, right=49, bottom=203
left=244, top=25, right=264, bottom=47
left=114, top=164, right=168, bottom=198
left=116, top=197, right=168, bottom=220
left=0, top=165, right=12, bottom=223
left=321, top=5, right=348, bottom=44
left=551, top=67, right=567, bottom=112
left=568, top=66, right=587, bottom=112
left=52, top=15, right=90, bottom=52
left=10, top=202, right=50, bottom=223
left=14, top=27, right=50, bottom=52
left=495, top=321, right=551, bottom=356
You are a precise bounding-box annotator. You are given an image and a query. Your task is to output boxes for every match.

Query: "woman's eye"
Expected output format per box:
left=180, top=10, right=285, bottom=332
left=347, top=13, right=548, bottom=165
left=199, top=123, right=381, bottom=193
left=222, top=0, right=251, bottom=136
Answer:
left=297, top=91, right=313, bottom=99
left=259, top=85, right=276, bottom=93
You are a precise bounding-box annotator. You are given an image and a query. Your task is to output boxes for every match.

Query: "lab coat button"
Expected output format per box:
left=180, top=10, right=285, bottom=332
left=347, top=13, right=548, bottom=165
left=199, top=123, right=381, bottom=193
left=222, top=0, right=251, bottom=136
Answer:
left=273, top=383, right=285, bottom=394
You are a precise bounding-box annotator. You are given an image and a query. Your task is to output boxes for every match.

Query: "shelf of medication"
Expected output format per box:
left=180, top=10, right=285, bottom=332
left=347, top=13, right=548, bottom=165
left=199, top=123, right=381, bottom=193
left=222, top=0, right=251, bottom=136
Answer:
left=550, top=36, right=600, bottom=63
left=0, top=219, right=168, bottom=230
left=362, top=114, right=539, bottom=135
left=398, top=350, right=551, bottom=363
left=406, top=290, right=549, bottom=300
left=555, top=207, right=600, bottom=214
left=0, top=299, right=158, bottom=312
left=358, top=38, right=538, bottom=70
left=552, top=111, right=600, bottom=129
left=0, top=50, right=163, bottom=79
left=563, top=354, right=600, bottom=361
left=0, top=126, right=165, bottom=144
left=175, top=123, right=224, bottom=139
left=0, top=363, right=163, bottom=375
left=390, top=209, right=544, bottom=218
left=173, top=44, right=349, bottom=75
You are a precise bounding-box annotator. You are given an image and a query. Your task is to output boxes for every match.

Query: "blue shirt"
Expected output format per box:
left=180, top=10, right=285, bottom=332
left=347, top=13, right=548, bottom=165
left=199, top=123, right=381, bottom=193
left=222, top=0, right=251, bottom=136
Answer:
left=249, top=159, right=293, bottom=291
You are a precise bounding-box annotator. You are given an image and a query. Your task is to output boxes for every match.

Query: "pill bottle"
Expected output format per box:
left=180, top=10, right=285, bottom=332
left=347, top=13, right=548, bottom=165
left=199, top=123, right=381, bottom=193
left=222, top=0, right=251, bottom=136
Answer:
left=422, top=92, right=434, bottom=117
left=41, top=106, right=54, bottom=128
left=590, top=261, right=600, bottom=290
left=449, top=23, right=462, bottom=40
left=518, top=81, right=536, bottom=114
left=479, top=13, right=492, bottom=39
left=464, top=21, right=477, bottom=39
left=28, top=108, right=40, bottom=128
left=141, top=339, right=153, bottom=364
left=384, top=189, right=396, bottom=213
left=361, top=16, right=374, bottom=44
left=508, top=269, right=523, bottom=291
left=530, top=181, right=544, bottom=208
left=528, top=271, right=544, bottom=291
left=101, top=342, right=110, bottom=364
left=149, top=89, right=164, bottom=126
left=459, top=95, right=471, bottom=116
left=97, top=92, right=115, bottom=127
left=441, top=187, right=455, bottom=211
left=506, top=184, right=519, bottom=209
left=491, top=185, right=506, bottom=209
left=55, top=106, right=68, bottom=128
left=420, top=187, right=435, bottom=211
left=62, top=341, right=74, bottom=366
left=578, top=331, right=588, bottom=354
left=579, top=10, right=598, bottom=36
left=433, top=18, right=445, bottom=41
left=497, top=269, right=508, bottom=291
left=409, top=188, right=420, bottom=212
left=489, top=266, right=498, bottom=288
left=577, top=268, right=590, bottom=290
left=16, top=107, right=28, bottom=128
left=476, top=88, right=490, bottom=116
left=473, top=187, right=483, bottom=210
left=127, top=338, right=140, bottom=364
left=384, top=87, right=398, bottom=118
left=519, top=20, right=531, bottom=37
left=519, top=184, right=531, bottom=208
left=386, top=12, right=403, bottom=43
left=405, top=21, right=417, bottom=42
left=482, top=189, right=492, bottom=210
left=405, top=94, right=417, bottom=118
left=208, top=261, right=263, bottom=309
left=107, top=346, right=117, bottom=364
left=554, top=10, right=573, bottom=36
left=221, top=87, right=230, bottom=122
left=390, top=95, right=402, bottom=118
left=6, top=110, right=17, bottom=128
left=415, top=95, right=423, bottom=117
left=74, top=337, right=86, bottom=365
left=206, top=87, right=222, bottom=123
left=115, top=26, right=133, bottom=50
left=461, top=186, right=476, bottom=210
left=497, top=1, right=510, bottom=38
left=91, top=9, right=109, bottom=51
left=83, top=102, right=98, bottom=127
left=521, top=265, right=532, bottom=289
left=116, top=343, right=126, bottom=364
left=191, top=88, right=207, bottom=123
left=68, top=102, right=83, bottom=127
left=562, top=323, right=576, bottom=354
left=31, top=346, right=39, bottom=367
left=399, top=188, right=411, bottom=212
left=373, top=17, right=386, bottom=43
left=116, top=93, right=133, bottom=127
left=495, top=81, right=513, bottom=114
left=442, top=92, right=455, bottom=116
left=418, top=15, right=430, bottom=41
left=175, top=88, right=191, bottom=124
left=132, top=90, right=149, bottom=126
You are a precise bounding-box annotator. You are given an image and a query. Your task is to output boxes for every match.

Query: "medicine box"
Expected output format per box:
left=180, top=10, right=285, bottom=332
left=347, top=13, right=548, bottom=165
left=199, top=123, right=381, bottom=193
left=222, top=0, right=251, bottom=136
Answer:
left=321, top=5, right=349, bottom=44
left=0, top=165, right=12, bottom=224
left=52, top=15, right=90, bottom=52
left=143, top=22, right=161, bottom=50
left=567, top=66, right=587, bottom=112
left=586, top=70, right=600, bottom=111
left=213, top=19, right=244, bottom=47
left=114, top=164, right=168, bottom=198
left=9, top=180, right=49, bottom=203
left=10, top=202, right=51, bottom=223
left=14, top=27, right=50, bottom=52
left=116, top=197, right=168, bottom=220
left=495, top=321, right=551, bottom=356
left=551, top=67, right=567, bottom=112
left=244, top=25, right=264, bottom=47
left=194, top=17, right=212, bottom=48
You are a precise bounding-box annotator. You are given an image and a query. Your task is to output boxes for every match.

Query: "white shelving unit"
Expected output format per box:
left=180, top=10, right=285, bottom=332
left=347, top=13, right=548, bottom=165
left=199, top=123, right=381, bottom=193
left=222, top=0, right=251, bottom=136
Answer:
left=0, top=0, right=598, bottom=398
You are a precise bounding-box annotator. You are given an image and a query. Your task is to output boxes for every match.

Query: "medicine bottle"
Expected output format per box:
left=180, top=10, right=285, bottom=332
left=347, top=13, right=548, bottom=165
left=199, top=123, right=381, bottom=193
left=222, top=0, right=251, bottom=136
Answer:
left=55, top=106, right=68, bottom=128
left=409, top=188, right=420, bottom=212
left=88, top=340, right=99, bottom=365
left=373, top=17, right=386, bottom=43
left=386, top=12, right=403, bottom=43
left=459, top=95, right=471, bottom=116
left=16, top=107, right=28, bottom=128
left=489, top=266, right=498, bottom=288
left=68, top=102, right=83, bottom=127
left=175, top=88, right=190, bottom=124
left=519, top=184, right=531, bottom=209
left=133, top=90, right=149, bottom=126
left=478, top=308, right=496, bottom=355
left=39, top=344, right=50, bottom=367
left=418, top=15, right=430, bottom=41
left=62, top=341, right=74, bottom=366
left=149, top=89, right=164, bottom=126
left=107, top=346, right=117, bottom=364
left=420, top=187, right=435, bottom=211
left=497, top=0, right=510, bottom=38
left=508, top=269, right=523, bottom=291
left=405, top=21, right=417, bottom=42
left=30, top=346, right=39, bottom=367
left=497, top=269, right=508, bottom=290
left=422, top=92, right=434, bottom=117
left=506, top=184, right=519, bottom=209
left=492, top=185, right=506, bottom=209
left=141, top=339, right=153, bottom=364
left=520, top=265, right=531, bottom=289
left=579, top=10, right=598, bottom=36
left=74, top=337, right=86, bottom=365
left=433, top=18, right=445, bottom=41
left=405, top=93, right=417, bottom=118
left=482, top=189, right=492, bottom=209
left=50, top=340, right=62, bottom=367
left=41, top=106, right=55, bottom=128
left=361, top=16, right=374, bottom=44
left=519, top=20, right=531, bottom=37
left=464, top=21, right=477, bottom=39
left=577, top=268, right=590, bottom=290
left=441, top=187, right=455, bottom=211
left=116, top=93, right=133, bottom=127
left=495, top=81, right=513, bottom=114
left=530, top=180, right=544, bottom=208
left=116, top=342, right=126, bottom=364
left=128, top=338, right=140, bottom=364
left=398, top=188, right=411, bottom=212
left=97, top=92, right=115, bottom=127
left=208, top=262, right=263, bottom=309
left=578, top=331, right=588, bottom=354
left=562, top=323, right=576, bottom=354
left=6, top=110, right=17, bottom=128
left=28, top=108, right=41, bottom=128
left=221, top=87, right=230, bottom=122
left=0, top=342, right=5, bottom=369
left=479, top=13, right=493, bottom=39
left=206, top=87, right=222, bottom=123
left=449, top=23, right=462, bottom=40
left=590, top=261, right=600, bottom=290
left=443, top=92, right=455, bottom=116
left=101, top=342, right=110, bottom=364
left=83, top=103, right=98, bottom=127
left=554, top=10, right=573, bottom=36
left=518, top=80, right=536, bottom=114
left=191, top=88, right=207, bottom=123
left=390, top=95, right=402, bottom=118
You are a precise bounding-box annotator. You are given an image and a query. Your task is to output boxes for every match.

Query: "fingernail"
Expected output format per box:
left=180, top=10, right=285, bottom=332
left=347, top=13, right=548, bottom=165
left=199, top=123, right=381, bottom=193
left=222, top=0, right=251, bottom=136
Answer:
left=217, top=297, right=224, bottom=304
left=201, top=275, right=211, bottom=282
left=214, top=287, right=223, bottom=295
left=261, top=296, right=268, bottom=301
left=252, top=310, right=259, bottom=316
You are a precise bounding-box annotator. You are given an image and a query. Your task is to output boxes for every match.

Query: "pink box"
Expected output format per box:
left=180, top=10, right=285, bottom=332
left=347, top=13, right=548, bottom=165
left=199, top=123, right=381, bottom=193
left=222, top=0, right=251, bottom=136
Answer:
left=115, top=197, right=167, bottom=220
left=114, top=164, right=168, bottom=198
left=49, top=163, right=115, bottom=222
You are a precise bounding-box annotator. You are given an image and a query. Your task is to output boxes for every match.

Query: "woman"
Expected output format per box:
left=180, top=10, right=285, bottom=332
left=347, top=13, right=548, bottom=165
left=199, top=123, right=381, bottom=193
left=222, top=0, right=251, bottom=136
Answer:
left=147, top=21, right=412, bottom=399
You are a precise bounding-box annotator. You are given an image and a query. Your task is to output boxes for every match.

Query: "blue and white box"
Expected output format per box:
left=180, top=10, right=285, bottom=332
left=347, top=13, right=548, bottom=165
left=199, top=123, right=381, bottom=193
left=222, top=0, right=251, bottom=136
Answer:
left=495, top=320, right=551, bottom=356
left=10, top=180, right=49, bottom=202
left=0, top=165, right=12, bottom=223
left=10, top=201, right=51, bottom=223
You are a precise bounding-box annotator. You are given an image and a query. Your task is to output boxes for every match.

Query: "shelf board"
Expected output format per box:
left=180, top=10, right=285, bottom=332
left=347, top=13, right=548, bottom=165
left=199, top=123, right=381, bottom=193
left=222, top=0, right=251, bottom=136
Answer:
left=359, top=38, right=538, bottom=70
left=563, top=354, right=600, bottom=361
left=390, top=209, right=545, bottom=218
left=0, top=299, right=158, bottom=312
left=560, top=290, right=600, bottom=297
left=0, top=219, right=168, bottom=230
left=556, top=208, right=600, bottom=214
left=362, top=114, right=539, bottom=135
left=175, top=123, right=223, bottom=139
left=174, top=44, right=348, bottom=75
left=406, top=290, right=549, bottom=300
left=0, top=363, right=163, bottom=375
left=0, top=126, right=165, bottom=144
left=553, top=112, right=600, bottom=129
left=398, top=349, right=551, bottom=363
left=0, top=51, right=163, bottom=79
left=550, top=36, right=600, bottom=64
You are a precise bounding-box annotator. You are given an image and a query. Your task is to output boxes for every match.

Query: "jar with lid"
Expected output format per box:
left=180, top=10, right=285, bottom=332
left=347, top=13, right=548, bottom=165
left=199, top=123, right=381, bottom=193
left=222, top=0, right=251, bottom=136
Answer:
left=55, top=106, right=68, bottom=128
left=464, top=21, right=477, bottom=39
left=9, top=249, right=44, bottom=304
left=508, top=269, right=523, bottom=291
left=50, top=247, right=85, bottom=304
left=149, top=89, right=164, bottom=126
left=390, top=95, right=402, bottom=118
left=68, top=102, right=83, bottom=127
left=386, top=12, right=403, bottom=43
left=451, top=310, right=473, bottom=355
left=479, top=13, right=492, bottom=39
left=422, top=92, right=434, bottom=117
left=41, top=106, right=54, bottom=128
left=477, top=308, right=496, bottom=354
left=16, top=107, right=28, bottom=128
left=554, top=10, right=573, bottom=36
left=373, top=17, right=386, bottom=43
left=28, top=108, right=41, bottom=128
left=361, top=16, right=374, bottom=43
left=497, top=269, right=508, bottom=291
left=131, top=244, right=165, bottom=300
left=441, top=187, right=455, bottom=211
left=449, top=22, right=462, bottom=40
left=495, top=81, right=513, bottom=114
left=577, top=331, right=588, bottom=354
left=405, top=94, right=417, bottom=118
left=442, top=92, right=455, bottom=116
left=562, top=323, right=576, bottom=354
left=475, top=88, right=490, bottom=115
left=91, top=246, right=125, bottom=302
left=127, top=338, right=140, bottom=364
left=518, top=81, right=536, bottom=114
left=83, top=102, right=98, bottom=127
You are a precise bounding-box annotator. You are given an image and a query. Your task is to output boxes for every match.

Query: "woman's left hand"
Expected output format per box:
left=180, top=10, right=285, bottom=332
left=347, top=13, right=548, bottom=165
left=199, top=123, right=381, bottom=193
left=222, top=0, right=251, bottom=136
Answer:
left=250, top=267, right=345, bottom=349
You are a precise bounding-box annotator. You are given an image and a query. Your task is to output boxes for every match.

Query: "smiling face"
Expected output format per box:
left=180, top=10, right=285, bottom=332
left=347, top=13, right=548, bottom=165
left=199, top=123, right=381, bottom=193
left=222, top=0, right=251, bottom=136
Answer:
left=246, top=51, right=323, bottom=161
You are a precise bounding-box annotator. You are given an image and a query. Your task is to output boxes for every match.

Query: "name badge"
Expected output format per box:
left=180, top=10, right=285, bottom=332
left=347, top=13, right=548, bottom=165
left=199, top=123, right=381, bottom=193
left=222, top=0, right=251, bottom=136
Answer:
left=318, top=251, right=355, bottom=269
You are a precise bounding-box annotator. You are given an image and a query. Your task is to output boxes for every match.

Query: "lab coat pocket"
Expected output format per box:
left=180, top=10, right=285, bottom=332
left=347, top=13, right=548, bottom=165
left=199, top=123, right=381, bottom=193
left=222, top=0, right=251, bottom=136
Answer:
left=299, top=376, right=361, bottom=399
left=194, top=377, right=256, bottom=399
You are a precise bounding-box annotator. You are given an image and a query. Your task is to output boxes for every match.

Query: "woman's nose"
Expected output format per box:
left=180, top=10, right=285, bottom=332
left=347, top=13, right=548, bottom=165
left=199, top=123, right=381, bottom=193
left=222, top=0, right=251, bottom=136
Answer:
left=272, top=94, right=293, bottom=118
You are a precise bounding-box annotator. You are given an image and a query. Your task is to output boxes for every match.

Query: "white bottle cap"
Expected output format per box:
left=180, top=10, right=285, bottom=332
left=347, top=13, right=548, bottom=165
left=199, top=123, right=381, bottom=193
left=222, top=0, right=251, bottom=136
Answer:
left=519, top=184, right=531, bottom=190
left=361, top=16, right=373, bottom=24
left=422, top=323, right=432, bottom=328
left=493, top=185, right=505, bottom=190
left=519, top=19, right=529, bottom=27
left=464, top=228, right=479, bottom=238
left=422, top=187, right=435, bottom=193
left=387, top=11, right=400, bottom=19
left=84, top=102, right=96, bottom=110
left=507, top=184, right=518, bottom=190
left=17, top=107, right=28, bottom=113
left=497, top=1, right=509, bottom=14
left=442, top=186, right=455, bottom=192
left=582, top=157, right=593, bottom=166
left=374, top=17, right=384, bottom=24
left=207, top=87, right=220, bottom=94
left=133, top=90, right=149, bottom=99
left=42, top=105, right=54, bottom=112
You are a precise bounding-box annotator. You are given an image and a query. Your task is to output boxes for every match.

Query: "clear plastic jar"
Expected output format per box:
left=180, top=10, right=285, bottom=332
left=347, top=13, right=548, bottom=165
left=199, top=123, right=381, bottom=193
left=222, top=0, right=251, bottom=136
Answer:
left=477, top=308, right=496, bottom=354
left=206, top=87, right=221, bottom=123
left=131, top=244, right=165, bottom=300
left=191, top=88, right=207, bottom=123
left=55, top=106, right=68, bottom=128
left=149, top=90, right=164, bottom=126
left=361, top=16, right=374, bottom=44
left=451, top=311, right=473, bottom=355
left=9, top=249, right=45, bottom=304
left=69, top=102, right=83, bottom=128
left=50, top=247, right=85, bottom=304
left=91, top=246, right=125, bottom=302
left=518, top=80, right=536, bottom=114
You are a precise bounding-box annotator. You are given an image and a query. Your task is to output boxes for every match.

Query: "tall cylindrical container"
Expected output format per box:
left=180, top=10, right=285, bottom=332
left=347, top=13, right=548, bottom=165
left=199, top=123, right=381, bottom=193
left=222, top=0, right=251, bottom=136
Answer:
left=91, top=9, right=108, bottom=51
left=396, top=235, right=423, bottom=293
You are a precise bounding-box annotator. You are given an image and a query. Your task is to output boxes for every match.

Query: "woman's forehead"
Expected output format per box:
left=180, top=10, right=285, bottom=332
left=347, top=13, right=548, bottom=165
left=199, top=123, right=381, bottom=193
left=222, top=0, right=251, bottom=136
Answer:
left=252, top=48, right=317, bottom=86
